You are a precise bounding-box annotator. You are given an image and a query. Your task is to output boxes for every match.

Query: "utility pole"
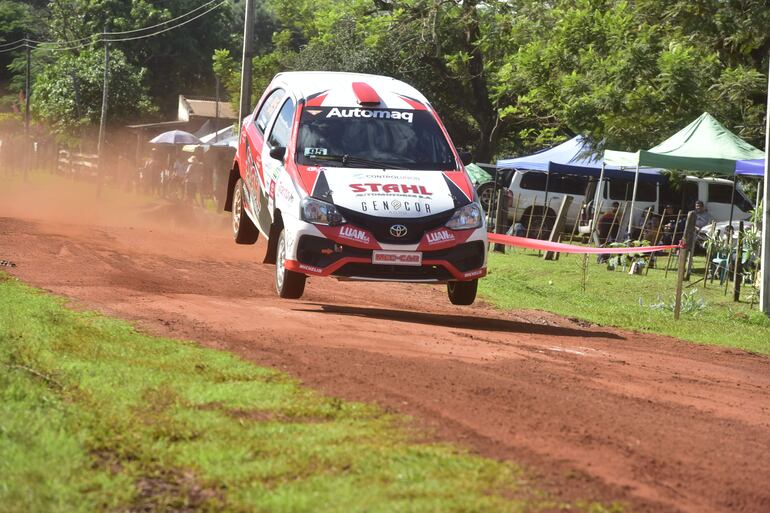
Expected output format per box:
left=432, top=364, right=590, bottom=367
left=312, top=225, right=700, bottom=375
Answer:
left=238, top=0, right=255, bottom=131
left=97, top=31, right=110, bottom=196
left=24, top=39, right=31, bottom=181
left=760, top=51, right=770, bottom=315
left=215, top=75, right=220, bottom=143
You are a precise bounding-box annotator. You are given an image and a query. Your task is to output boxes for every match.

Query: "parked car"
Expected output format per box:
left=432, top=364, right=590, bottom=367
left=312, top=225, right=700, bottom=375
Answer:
left=224, top=72, right=488, bottom=304
left=497, top=168, right=753, bottom=238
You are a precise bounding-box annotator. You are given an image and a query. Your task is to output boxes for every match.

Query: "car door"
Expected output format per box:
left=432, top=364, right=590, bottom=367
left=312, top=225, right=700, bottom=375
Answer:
left=258, top=96, right=296, bottom=234
left=242, top=88, right=287, bottom=226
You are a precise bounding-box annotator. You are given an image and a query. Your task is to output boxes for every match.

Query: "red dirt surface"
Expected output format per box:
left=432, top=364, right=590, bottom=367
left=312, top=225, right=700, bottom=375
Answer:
left=2, top=177, right=769, bottom=513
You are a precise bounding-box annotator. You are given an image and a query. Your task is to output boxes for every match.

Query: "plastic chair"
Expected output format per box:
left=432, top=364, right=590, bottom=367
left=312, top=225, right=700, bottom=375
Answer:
left=710, top=252, right=731, bottom=284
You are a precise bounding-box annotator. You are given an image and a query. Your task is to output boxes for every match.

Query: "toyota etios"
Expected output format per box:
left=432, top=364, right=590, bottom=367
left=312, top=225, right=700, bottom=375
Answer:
left=224, top=72, right=488, bottom=304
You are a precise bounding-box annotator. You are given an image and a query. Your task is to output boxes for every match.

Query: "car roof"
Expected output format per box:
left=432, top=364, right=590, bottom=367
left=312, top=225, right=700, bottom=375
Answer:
left=271, top=71, right=431, bottom=108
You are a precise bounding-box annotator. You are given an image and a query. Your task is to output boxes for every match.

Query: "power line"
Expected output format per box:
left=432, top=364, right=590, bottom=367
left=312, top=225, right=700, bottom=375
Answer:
left=0, top=38, right=27, bottom=48
left=0, top=42, right=31, bottom=54
left=108, top=0, right=221, bottom=35
left=0, top=0, right=228, bottom=51
left=105, top=0, right=228, bottom=42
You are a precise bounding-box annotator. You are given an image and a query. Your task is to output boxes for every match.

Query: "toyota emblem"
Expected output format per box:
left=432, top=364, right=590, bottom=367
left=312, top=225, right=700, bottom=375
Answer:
left=389, top=224, right=408, bottom=238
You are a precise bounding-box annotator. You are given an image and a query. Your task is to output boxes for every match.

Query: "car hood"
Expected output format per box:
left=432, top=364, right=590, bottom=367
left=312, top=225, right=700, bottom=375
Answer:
left=311, top=168, right=469, bottom=218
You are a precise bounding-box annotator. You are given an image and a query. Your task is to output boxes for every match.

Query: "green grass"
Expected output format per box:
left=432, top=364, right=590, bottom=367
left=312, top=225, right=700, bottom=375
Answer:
left=480, top=249, right=770, bottom=355
left=0, top=274, right=622, bottom=513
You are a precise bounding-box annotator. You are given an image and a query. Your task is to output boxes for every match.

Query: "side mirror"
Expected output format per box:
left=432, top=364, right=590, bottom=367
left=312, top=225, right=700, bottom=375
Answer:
left=459, top=151, right=472, bottom=166
left=269, top=145, right=286, bottom=161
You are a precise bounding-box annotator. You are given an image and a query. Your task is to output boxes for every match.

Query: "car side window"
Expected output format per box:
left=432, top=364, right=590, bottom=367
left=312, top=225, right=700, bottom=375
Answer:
left=519, top=171, right=547, bottom=191
left=734, top=190, right=753, bottom=213
left=267, top=98, right=295, bottom=149
left=708, top=183, right=733, bottom=204
left=254, top=88, right=286, bottom=134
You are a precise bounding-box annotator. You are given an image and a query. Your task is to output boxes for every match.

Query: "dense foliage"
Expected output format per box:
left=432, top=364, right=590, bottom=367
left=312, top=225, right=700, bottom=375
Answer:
left=1, top=0, right=768, bottom=158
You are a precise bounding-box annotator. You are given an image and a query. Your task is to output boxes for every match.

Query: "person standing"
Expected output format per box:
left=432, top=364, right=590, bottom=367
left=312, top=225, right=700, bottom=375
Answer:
left=597, top=202, right=621, bottom=244
left=693, top=200, right=713, bottom=229
left=143, top=148, right=162, bottom=195
left=184, top=155, right=204, bottom=206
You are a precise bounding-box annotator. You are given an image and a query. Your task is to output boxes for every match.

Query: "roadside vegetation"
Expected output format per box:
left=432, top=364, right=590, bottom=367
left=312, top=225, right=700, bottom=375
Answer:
left=480, top=250, right=770, bottom=355
left=3, top=1, right=768, bottom=161
left=0, top=273, right=623, bottom=513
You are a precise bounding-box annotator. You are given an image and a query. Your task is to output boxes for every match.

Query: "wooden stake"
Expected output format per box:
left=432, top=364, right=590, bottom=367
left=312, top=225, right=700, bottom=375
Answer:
left=733, top=222, right=744, bottom=301
left=702, top=221, right=716, bottom=289
left=568, top=201, right=584, bottom=244
left=674, top=211, right=696, bottom=320
left=493, top=188, right=508, bottom=253
left=665, top=210, right=683, bottom=278
left=535, top=197, right=553, bottom=241
left=524, top=198, right=536, bottom=239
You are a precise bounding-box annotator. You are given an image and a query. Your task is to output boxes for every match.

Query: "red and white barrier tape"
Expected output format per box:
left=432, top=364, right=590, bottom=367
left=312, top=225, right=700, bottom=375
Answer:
left=487, top=233, right=683, bottom=255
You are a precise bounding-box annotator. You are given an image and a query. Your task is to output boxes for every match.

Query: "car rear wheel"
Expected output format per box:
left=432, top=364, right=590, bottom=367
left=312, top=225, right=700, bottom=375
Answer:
left=477, top=182, right=497, bottom=215
left=275, top=229, right=306, bottom=299
left=232, top=178, right=259, bottom=244
left=447, top=279, right=477, bottom=305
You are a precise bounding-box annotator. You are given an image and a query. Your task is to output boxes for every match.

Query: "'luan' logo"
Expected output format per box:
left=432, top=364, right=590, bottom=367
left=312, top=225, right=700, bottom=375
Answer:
left=327, top=107, right=413, bottom=123
left=349, top=183, right=432, bottom=195
left=339, top=225, right=370, bottom=244
left=426, top=229, right=455, bottom=245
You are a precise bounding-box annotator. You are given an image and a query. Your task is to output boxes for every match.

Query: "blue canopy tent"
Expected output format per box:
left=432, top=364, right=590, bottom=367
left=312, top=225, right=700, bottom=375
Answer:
left=736, top=159, right=765, bottom=177
left=496, top=136, right=664, bottom=238
left=496, top=135, right=663, bottom=182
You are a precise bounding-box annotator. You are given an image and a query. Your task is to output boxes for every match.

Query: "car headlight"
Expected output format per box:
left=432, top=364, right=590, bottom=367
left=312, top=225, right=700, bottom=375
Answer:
left=300, top=197, right=346, bottom=226
left=445, top=202, right=483, bottom=230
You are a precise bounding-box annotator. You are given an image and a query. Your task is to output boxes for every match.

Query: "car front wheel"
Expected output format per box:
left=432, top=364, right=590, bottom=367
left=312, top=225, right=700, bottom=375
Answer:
left=275, top=229, right=306, bottom=299
left=447, top=279, right=478, bottom=305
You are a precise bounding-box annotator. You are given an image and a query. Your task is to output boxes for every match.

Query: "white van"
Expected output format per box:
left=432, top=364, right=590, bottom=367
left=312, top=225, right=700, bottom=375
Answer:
left=498, top=169, right=754, bottom=237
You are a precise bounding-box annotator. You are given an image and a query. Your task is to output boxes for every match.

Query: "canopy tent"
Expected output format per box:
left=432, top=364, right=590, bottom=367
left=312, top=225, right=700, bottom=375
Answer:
left=465, top=163, right=493, bottom=186
left=736, top=159, right=765, bottom=177
left=604, top=112, right=765, bottom=233
left=604, top=112, right=765, bottom=174
left=497, top=135, right=663, bottom=182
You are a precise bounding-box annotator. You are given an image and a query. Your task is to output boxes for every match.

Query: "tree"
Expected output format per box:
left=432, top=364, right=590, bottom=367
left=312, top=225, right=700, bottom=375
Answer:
left=32, top=46, right=155, bottom=132
left=44, top=0, right=238, bottom=115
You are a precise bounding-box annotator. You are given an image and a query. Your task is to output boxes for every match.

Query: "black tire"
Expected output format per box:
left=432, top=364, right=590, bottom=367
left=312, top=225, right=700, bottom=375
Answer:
left=275, top=229, right=306, bottom=299
left=231, top=178, right=259, bottom=244
left=477, top=182, right=497, bottom=216
left=521, top=207, right=555, bottom=239
left=447, top=279, right=478, bottom=305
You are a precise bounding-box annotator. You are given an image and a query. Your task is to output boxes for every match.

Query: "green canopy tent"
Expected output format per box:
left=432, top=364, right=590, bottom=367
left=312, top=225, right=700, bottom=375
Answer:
left=604, top=112, right=765, bottom=233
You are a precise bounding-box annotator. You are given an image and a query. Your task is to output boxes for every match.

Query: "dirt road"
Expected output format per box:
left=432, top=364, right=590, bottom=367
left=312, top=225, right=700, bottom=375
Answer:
left=2, top=178, right=769, bottom=513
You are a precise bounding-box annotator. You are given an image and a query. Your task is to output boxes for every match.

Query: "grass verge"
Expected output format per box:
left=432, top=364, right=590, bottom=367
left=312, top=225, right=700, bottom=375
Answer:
left=0, top=274, right=621, bottom=513
left=480, top=249, right=770, bottom=355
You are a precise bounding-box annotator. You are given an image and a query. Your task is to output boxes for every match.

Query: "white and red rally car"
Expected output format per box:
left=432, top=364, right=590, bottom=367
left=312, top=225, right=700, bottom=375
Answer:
left=224, top=72, right=488, bottom=304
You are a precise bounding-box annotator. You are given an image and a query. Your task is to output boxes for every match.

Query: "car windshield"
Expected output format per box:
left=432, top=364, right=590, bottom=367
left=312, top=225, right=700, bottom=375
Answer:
left=296, top=106, right=456, bottom=170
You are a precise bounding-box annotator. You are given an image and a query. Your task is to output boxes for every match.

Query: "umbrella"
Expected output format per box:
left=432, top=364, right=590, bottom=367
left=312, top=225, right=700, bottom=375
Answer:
left=149, top=130, right=202, bottom=145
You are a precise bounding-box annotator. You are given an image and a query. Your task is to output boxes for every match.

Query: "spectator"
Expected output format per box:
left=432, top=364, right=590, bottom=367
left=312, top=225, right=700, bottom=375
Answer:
left=597, top=202, right=621, bottom=244
left=184, top=155, right=205, bottom=206
left=641, top=206, right=661, bottom=243
left=200, top=151, right=214, bottom=207
left=169, top=154, right=187, bottom=200
left=660, top=204, right=684, bottom=245
left=142, top=148, right=162, bottom=195
left=693, top=200, right=713, bottom=229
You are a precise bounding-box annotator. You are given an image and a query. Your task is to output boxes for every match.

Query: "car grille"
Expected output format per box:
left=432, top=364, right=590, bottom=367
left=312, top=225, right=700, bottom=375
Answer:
left=336, top=208, right=454, bottom=244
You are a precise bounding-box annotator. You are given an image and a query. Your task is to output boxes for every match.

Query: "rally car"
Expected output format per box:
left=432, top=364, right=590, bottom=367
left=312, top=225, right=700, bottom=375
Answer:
left=224, top=72, right=488, bottom=304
